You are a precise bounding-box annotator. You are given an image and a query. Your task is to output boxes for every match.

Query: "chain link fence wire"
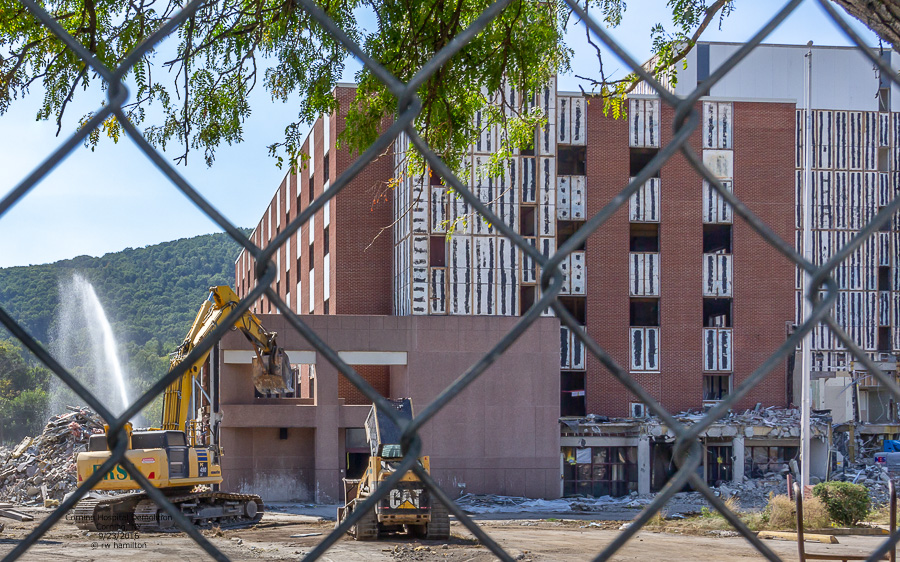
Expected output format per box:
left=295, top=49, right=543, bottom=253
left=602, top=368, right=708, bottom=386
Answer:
left=2, top=0, right=900, bottom=560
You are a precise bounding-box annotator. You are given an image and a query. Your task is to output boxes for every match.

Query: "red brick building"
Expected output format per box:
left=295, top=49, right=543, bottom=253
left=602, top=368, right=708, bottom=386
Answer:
left=236, top=45, right=876, bottom=493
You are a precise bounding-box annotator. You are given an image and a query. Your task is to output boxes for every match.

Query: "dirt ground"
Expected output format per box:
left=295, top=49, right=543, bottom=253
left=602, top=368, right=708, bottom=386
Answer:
left=0, top=506, right=895, bottom=561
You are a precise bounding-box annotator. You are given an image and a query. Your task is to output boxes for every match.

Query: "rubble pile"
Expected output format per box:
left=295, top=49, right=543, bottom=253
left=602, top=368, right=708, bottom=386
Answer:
left=0, top=407, right=104, bottom=506
left=569, top=406, right=831, bottom=440
left=709, top=477, right=790, bottom=510
left=829, top=462, right=895, bottom=506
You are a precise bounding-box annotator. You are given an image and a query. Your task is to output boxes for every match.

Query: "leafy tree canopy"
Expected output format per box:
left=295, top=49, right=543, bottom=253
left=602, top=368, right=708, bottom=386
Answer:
left=0, top=1, right=891, bottom=173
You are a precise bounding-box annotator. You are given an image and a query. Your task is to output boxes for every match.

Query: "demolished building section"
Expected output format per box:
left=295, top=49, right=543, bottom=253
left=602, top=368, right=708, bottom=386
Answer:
left=0, top=408, right=103, bottom=506
left=560, top=407, right=831, bottom=498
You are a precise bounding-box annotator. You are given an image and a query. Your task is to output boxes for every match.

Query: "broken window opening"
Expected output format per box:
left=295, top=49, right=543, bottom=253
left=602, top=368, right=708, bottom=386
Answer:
left=703, top=374, right=731, bottom=402
left=519, top=285, right=536, bottom=316
left=880, top=266, right=891, bottom=290
left=878, top=207, right=892, bottom=232
left=879, top=147, right=891, bottom=173
left=520, top=206, right=537, bottom=237
left=630, top=223, right=659, bottom=252
left=745, top=446, right=798, bottom=479
left=558, top=146, right=587, bottom=176
left=519, top=128, right=537, bottom=155
left=703, top=224, right=732, bottom=254
left=558, top=220, right=586, bottom=251
left=705, top=444, right=732, bottom=486
left=562, top=446, right=638, bottom=497
left=630, top=298, right=659, bottom=327
left=559, top=296, right=586, bottom=325
left=560, top=371, right=586, bottom=417
left=429, top=167, right=443, bottom=186
left=430, top=236, right=447, bottom=267
left=879, top=327, right=892, bottom=351
left=630, top=148, right=660, bottom=178
left=703, top=298, right=732, bottom=327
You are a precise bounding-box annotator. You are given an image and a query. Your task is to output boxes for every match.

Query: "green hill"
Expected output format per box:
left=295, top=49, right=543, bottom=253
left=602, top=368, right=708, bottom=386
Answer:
left=0, top=230, right=249, bottom=441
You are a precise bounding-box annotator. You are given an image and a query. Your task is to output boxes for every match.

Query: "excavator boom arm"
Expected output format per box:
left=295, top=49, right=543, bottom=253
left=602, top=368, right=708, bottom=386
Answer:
left=161, top=286, right=292, bottom=431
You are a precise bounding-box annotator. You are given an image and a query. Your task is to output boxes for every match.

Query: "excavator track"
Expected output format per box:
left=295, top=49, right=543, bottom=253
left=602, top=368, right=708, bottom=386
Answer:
left=73, top=491, right=263, bottom=532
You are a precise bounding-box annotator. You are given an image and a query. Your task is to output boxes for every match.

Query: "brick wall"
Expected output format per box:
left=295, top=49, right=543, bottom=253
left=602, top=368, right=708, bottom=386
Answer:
left=332, top=87, right=394, bottom=315
left=584, top=99, right=632, bottom=417
left=235, top=85, right=393, bottom=316
left=731, top=101, right=795, bottom=409
left=338, top=364, right=391, bottom=405
left=585, top=99, right=795, bottom=416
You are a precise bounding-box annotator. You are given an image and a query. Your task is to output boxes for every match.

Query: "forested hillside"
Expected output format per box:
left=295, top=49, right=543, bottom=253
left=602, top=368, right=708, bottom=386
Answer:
left=0, top=230, right=248, bottom=442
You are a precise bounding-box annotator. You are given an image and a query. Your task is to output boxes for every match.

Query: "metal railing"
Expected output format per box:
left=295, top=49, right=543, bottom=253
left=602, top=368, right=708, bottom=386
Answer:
left=2, top=1, right=900, bottom=561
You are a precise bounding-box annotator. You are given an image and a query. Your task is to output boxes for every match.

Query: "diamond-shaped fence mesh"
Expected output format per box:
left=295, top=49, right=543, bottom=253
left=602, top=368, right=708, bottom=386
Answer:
left=2, top=0, right=900, bottom=560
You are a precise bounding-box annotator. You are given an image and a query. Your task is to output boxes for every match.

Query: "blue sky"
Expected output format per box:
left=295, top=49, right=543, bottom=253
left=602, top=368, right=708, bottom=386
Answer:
left=0, top=1, right=880, bottom=268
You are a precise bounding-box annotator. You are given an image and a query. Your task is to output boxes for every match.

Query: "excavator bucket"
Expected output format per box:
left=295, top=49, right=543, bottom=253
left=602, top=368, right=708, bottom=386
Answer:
left=252, top=349, right=293, bottom=394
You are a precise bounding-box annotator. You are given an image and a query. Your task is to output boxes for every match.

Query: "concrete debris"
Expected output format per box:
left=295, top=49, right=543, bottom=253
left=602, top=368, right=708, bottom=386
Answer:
left=0, top=407, right=104, bottom=507
left=568, top=407, right=829, bottom=439
left=456, top=493, right=651, bottom=514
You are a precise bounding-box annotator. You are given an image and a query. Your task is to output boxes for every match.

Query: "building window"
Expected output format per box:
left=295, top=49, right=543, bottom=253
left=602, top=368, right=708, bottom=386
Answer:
left=520, top=285, right=536, bottom=316
left=562, top=446, right=638, bottom=497
left=880, top=87, right=891, bottom=113
left=309, top=243, right=314, bottom=270
left=323, top=153, right=330, bottom=183
left=429, top=236, right=446, bottom=267
left=630, top=223, right=659, bottom=252
left=744, top=446, right=798, bottom=479
left=324, top=298, right=330, bottom=315
left=706, top=444, right=732, bottom=485
left=308, top=176, right=314, bottom=205
left=429, top=167, right=443, bottom=186
left=557, top=220, right=586, bottom=250
left=630, top=298, right=659, bottom=327
left=519, top=127, right=537, bottom=155
left=879, top=327, right=892, bottom=352
left=558, top=146, right=586, bottom=175
left=520, top=206, right=536, bottom=237
left=559, top=296, right=586, bottom=324
left=703, top=374, right=731, bottom=401
left=703, top=224, right=732, bottom=253
left=703, top=298, right=732, bottom=327
left=630, top=148, right=660, bottom=178
left=561, top=371, right=586, bottom=417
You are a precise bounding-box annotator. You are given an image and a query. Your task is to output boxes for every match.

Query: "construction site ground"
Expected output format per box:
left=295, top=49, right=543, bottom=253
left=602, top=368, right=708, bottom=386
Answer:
left=0, top=503, right=894, bottom=561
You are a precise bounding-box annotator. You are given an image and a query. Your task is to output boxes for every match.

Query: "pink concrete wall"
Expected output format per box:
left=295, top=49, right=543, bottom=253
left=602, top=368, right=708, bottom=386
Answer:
left=216, top=314, right=561, bottom=502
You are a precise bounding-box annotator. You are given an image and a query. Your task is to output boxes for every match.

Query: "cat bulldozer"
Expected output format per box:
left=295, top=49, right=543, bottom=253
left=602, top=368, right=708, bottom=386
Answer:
left=72, top=286, right=292, bottom=531
left=337, top=399, right=450, bottom=540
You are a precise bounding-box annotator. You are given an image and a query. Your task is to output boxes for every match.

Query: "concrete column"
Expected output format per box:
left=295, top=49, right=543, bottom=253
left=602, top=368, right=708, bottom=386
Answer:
left=313, top=358, right=341, bottom=503
left=732, top=436, right=745, bottom=483
left=638, top=436, right=650, bottom=495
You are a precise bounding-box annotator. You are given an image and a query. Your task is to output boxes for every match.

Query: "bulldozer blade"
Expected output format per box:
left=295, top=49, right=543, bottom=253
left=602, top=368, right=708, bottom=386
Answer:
left=252, top=349, right=293, bottom=394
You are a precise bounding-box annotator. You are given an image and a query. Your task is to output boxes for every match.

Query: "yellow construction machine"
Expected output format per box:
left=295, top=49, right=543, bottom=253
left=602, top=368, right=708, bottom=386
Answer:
left=337, top=399, right=450, bottom=540
left=72, top=286, right=292, bottom=531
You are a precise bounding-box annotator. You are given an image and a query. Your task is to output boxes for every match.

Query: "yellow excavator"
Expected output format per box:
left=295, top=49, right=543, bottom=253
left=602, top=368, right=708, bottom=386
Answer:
left=72, top=286, right=292, bottom=531
left=337, top=399, right=450, bottom=540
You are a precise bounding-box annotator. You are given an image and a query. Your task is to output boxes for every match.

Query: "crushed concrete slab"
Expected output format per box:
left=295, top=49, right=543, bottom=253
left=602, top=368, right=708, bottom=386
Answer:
left=0, top=407, right=104, bottom=506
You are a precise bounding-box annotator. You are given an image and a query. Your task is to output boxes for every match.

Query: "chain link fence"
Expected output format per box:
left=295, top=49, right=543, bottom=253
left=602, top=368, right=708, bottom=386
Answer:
left=2, top=0, right=900, bottom=560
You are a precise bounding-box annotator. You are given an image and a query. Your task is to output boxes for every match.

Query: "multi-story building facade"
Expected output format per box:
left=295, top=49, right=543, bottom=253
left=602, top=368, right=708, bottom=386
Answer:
left=233, top=42, right=900, bottom=495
